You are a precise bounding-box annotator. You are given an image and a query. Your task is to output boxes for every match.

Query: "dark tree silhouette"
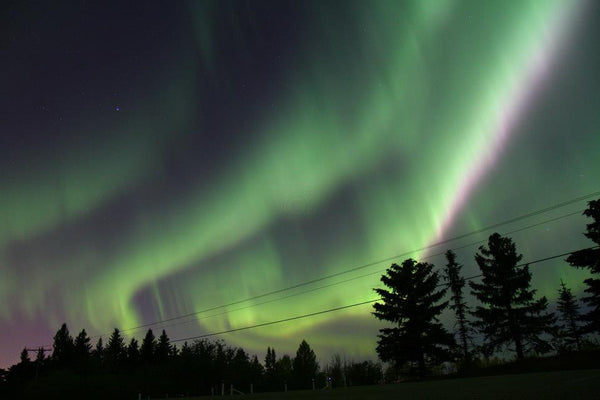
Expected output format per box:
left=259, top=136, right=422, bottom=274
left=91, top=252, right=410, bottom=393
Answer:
left=292, top=340, right=318, bottom=389
left=566, top=199, right=600, bottom=334
left=155, top=330, right=171, bottom=363
left=443, top=250, right=471, bottom=361
left=326, top=354, right=345, bottom=388
left=73, top=329, right=92, bottom=370
left=92, top=337, right=104, bottom=368
left=52, top=323, right=74, bottom=367
left=470, top=233, right=555, bottom=360
left=373, top=259, right=454, bottom=378
left=140, top=329, right=156, bottom=364
left=20, top=348, right=30, bottom=364
left=275, top=354, right=293, bottom=389
left=105, top=328, right=126, bottom=371
left=346, top=360, right=382, bottom=386
left=264, top=346, right=277, bottom=389
left=556, top=280, right=583, bottom=351
left=265, top=347, right=276, bottom=374
left=127, top=338, right=140, bottom=367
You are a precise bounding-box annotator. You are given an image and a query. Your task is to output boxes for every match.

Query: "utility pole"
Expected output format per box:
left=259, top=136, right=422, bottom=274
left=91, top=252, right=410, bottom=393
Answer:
left=26, top=347, right=51, bottom=380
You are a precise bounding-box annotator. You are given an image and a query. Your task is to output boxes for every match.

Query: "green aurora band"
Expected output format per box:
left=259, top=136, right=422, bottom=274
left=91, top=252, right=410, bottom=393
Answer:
left=1, top=0, right=598, bottom=365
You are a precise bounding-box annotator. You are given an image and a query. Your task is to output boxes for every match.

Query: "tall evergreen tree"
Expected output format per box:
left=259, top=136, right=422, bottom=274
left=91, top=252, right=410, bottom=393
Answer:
left=274, top=354, right=292, bottom=389
left=105, top=328, right=126, bottom=371
left=155, top=330, right=171, bottom=363
left=265, top=347, right=276, bottom=374
left=73, top=329, right=92, bottom=370
left=470, top=233, right=555, bottom=360
left=127, top=338, right=140, bottom=367
left=52, top=323, right=74, bottom=367
left=264, top=347, right=277, bottom=390
left=292, top=340, right=318, bottom=389
left=566, top=199, right=600, bottom=334
left=140, top=329, right=156, bottom=364
left=443, top=250, right=471, bottom=360
left=373, top=259, right=454, bottom=378
left=556, top=280, right=582, bottom=351
left=92, top=337, right=104, bottom=368
left=74, top=329, right=92, bottom=358
left=20, top=348, right=30, bottom=364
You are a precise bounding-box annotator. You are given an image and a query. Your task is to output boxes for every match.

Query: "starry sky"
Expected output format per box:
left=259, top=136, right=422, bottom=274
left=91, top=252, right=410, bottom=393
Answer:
left=1, top=0, right=599, bottom=368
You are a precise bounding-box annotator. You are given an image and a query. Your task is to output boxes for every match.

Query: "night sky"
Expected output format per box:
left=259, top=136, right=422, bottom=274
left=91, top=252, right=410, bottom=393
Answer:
left=1, top=0, right=599, bottom=368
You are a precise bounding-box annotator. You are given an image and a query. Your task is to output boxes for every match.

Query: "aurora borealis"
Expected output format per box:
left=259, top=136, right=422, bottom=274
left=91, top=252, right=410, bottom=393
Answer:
left=1, top=0, right=599, bottom=368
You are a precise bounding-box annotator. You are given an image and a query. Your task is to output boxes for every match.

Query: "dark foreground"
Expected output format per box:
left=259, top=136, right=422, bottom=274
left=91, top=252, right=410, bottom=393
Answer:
left=173, top=369, right=600, bottom=400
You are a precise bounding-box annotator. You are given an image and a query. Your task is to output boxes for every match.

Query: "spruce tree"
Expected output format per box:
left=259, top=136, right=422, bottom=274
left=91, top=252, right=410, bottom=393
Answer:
left=20, top=348, right=30, bottom=364
left=265, top=347, right=277, bottom=389
left=105, top=328, right=126, bottom=371
left=127, top=338, right=140, bottom=367
left=92, top=337, right=104, bottom=369
left=443, top=250, right=471, bottom=360
left=265, top=347, right=276, bottom=374
left=74, top=329, right=92, bottom=358
left=52, top=323, right=74, bottom=368
left=140, top=329, right=156, bottom=364
left=470, top=233, right=555, bottom=360
left=556, top=280, right=582, bottom=351
left=155, top=330, right=171, bottom=363
left=373, top=259, right=454, bottom=378
left=566, top=199, right=600, bottom=334
left=292, top=340, right=318, bottom=389
left=74, top=329, right=92, bottom=370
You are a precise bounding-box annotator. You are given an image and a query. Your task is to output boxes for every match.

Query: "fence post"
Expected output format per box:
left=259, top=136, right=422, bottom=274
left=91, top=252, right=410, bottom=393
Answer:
left=284, top=380, right=287, bottom=393
left=230, top=384, right=233, bottom=396
left=221, top=382, right=224, bottom=396
left=250, top=383, right=253, bottom=394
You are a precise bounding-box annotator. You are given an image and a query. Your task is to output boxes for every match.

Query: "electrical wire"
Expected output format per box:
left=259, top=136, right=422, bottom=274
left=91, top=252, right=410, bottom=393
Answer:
left=93, top=190, right=599, bottom=339
left=169, top=245, right=599, bottom=343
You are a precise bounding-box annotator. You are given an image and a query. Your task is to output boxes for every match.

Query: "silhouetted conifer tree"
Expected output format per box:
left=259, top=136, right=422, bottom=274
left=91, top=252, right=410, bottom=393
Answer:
left=470, top=233, right=555, bottom=360
left=105, top=328, right=126, bottom=371
left=20, top=348, right=30, bottom=364
left=373, top=259, right=454, bottom=378
left=52, top=323, right=74, bottom=368
left=127, top=338, right=140, bottom=367
left=566, top=199, right=600, bottom=334
left=73, top=329, right=92, bottom=371
left=264, top=347, right=276, bottom=389
left=266, top=347, right=276, bottom=370
left=275, top=354, right=292, bottom=389
left=92, top=337, right=104, bottom=368
left=292, top=340, right=318, bottom=389
left=140, top=329, right=156, bottom=364
left=556, top=280, right=583, bottom=351
left=443, top=250, right=471, bottom=361
left=74, top=329, right=91, bottom=355
left=155, top=330, right=171, bottom=363
left=250, top=354, right=264, bottom=387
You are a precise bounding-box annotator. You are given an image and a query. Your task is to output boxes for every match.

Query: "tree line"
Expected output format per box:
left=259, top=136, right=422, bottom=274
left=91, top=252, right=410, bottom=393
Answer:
left=1, top=325, right=382, bottom=399
left=373, top=199, right=600, bottom=378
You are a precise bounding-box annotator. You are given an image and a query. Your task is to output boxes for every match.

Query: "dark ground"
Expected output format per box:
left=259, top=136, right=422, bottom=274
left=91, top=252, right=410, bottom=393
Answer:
left=169, top=369, right=600, bottom=400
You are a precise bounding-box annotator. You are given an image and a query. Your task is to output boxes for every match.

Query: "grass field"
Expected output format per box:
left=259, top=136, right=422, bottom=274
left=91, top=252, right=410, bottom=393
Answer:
left=176, top=369, right=600, bottom=399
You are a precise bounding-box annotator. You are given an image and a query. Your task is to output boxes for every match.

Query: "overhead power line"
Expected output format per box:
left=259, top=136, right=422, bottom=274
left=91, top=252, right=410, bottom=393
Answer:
left=115, top=190, right=598, bottom=336
left=123, top=209, right=584, bottom=336
left=172, top=299, right=376, bottom=343
left=170, top=245, right=599, bottom=344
